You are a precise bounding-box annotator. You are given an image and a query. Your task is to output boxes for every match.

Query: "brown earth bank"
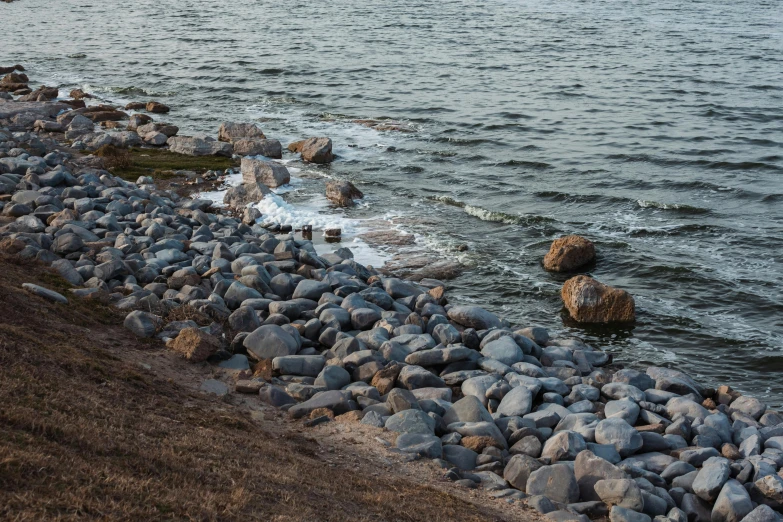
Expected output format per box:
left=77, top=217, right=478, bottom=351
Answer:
left=0, top=253, right=538, bottom=522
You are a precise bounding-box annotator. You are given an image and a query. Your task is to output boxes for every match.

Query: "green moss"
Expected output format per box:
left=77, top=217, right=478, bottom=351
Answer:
left=108, top=148, right=237, bottom=181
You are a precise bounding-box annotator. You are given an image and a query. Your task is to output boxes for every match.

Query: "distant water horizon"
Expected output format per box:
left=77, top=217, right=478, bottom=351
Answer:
left=3, top=0, right=782, bottom=405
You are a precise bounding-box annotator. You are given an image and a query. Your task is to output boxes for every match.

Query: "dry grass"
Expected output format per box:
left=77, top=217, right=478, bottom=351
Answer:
left=0, top=254, right=533, bottom=522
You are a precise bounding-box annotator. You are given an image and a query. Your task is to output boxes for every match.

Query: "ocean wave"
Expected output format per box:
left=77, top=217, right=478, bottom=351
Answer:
left=427, top=196, right=554, bottom=225
left=636, top=200, right=710, bottom=214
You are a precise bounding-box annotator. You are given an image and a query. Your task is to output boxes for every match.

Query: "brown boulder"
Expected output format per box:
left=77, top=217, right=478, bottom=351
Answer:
left=544, top=235, right=595, bottom=272
left=371, top=364, right=402, bottom=395
left=292, top=137, right=333, bottom=163
left=85, top=110, right=128, bottom=122
left=69, top=88, right=92, bottom=100
left=561, top=275, right=635, bottom=323
left=1, top=72, right=28, bottom=84
left=461, top=436, right=503, bottom=453
left=218, top=122, right=265, bottom=143
left=168, top=327, right=220, bottom=363
left=17, top=86, right=59, bottom=102
left=125, top=101, right=147, bottom=110
left=325, top=180, right=363, bottom=207
left=146, top=101, right=170, bottom=113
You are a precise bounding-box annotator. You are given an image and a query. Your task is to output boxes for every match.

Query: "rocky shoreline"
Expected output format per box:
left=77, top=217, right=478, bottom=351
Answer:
left=1, top=67, right=782, bottom=522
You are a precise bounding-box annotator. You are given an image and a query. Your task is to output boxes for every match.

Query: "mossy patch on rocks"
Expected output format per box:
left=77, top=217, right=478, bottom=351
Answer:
left=100, top=146, right=237, bottom=181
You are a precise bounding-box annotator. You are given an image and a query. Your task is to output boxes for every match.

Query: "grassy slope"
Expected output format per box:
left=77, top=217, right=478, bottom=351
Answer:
left=0, top=254, right=529, bottom=522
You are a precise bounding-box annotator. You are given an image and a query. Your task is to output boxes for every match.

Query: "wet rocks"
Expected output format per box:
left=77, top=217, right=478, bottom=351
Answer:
left=232, top=138, right=282, bottom=158
left=218, top=122, right=265, bottom=142
left=561, top=275, right=636, bottom=323
left=241, top=157, right=290, bottom=188
left=146, top=101, right=170, bottom=113
left=289, top=137, right=333, bottom=163
left=543, top=235, right=596, bottom=272
left=325, top=180, right=363, bottom=207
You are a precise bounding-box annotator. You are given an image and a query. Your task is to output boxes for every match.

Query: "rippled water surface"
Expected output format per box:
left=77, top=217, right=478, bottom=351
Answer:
left=3, top=0, right=782, bottom=404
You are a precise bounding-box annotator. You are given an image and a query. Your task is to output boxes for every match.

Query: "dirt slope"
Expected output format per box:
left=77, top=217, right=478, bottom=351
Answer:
left=0, top=254, right=537, bottom=522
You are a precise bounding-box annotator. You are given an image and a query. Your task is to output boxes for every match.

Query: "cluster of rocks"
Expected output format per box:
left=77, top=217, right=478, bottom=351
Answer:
left=1, top=70, right=781, bottom=522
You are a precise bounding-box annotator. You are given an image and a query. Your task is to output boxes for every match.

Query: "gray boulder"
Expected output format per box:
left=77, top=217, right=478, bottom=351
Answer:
left=574, top=450, right=629, bottom=501
left=504, top=454, right=543, bottom=490
left=712, top=479, right=753, bottom=522
left=124, top=310, right=161, bottom=338
left=447, top=305, right=503, bottom=330
left=385, top=409, right=436, bottom=434
left=692, top=457, right=730, bottom=502
left=595, top=418, right=643, bottom=457
left=594, top=478, right=644, bottom=511
left=395, top=433, right=442, bottom=459
left=526, top=464, right=580, bottom=504
left=243, top=324, right=299, bottom=360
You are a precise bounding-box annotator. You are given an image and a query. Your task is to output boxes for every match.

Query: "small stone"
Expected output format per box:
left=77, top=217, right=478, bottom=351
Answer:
left=21, top=283, right=67, bottom=304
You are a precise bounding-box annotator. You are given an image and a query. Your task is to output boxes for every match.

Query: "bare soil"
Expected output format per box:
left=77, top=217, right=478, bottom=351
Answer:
left=0, top=254, right=539, bottom=522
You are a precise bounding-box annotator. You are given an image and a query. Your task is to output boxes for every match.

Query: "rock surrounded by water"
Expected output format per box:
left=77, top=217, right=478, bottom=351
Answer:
left=1, top=84, right=782, bottom=522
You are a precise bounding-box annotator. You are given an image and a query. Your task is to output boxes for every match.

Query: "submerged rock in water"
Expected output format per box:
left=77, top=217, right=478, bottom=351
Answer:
left=544, top=235, right=595, bottom=272
left=326, top=180, right=363, bottom=207
left=561, top=275, right=635, bottom=323
left=289, top=136, right=333, bottom=163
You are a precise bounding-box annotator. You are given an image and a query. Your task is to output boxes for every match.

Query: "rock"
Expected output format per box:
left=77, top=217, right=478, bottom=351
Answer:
left=594, top=478, right=644, bottom=511
left=326, top=180, right=363, bottom=207
left=398, top=365, right=445, bottom=389
left=442, top=395, right=494, bottom=425
left=755, top=474, right=783, bottom=503
left=240, top=157, right=290, bottom=188
left=314, top=365, right=351, bottom=390
left=562, top=275, right=635, bottom=323
left=146, top=101, right=169, bottom=113
left=259, top=386, right=297, bottom=408
left=711, top=479, right=753, bottom=522
left=575, top=450, right=629, bottom=501
left=542, top=431, right=586, bottom=462
left=447, top=305, right=503, bottom=330
left=496, top=385, right=534, bottom=417
left=288, top=390, right=355, bottom=418
left=544, top=235, right=596, bottom=272
left=232, top=138, right=282, bottom=158
left=167, top=136, right=232, bottom=157
left=526, top=464, right=580, bottom=504
left=646, top=367, right=704, bottom=397
left=218, top=122, right=265, bottom=142
left=50, top=259, right=84, bottom=286
left=504, top=454, right=543, bottom=490
left=291, top=137, right=333, bottom=163
left=272, top=355, right=325, bottom=377
left=243, top=325, right=299, bottom=360
left=692, top=457, right=730, bottom=502
left=123, top=310, right=161, bottom=338
left=21, top=283, right=67, bottom=304
left=731, top=396, right=767, bottom=421
left=396, top=433, right=442, bottom=459
left=223, top=182, right=270, bottom=209
left=385, top=409, right=435, bottom=434
left=679, top=447, right=720, bottom=468
left=595, top=418, right=643, bottom=457
left=481, top=336, right=524, bottom=366
left=443, top=444, right=479, bottom=470
left=610, top=506, right=651, bottom=522
left=739, top=505, right=780, bottom=522
left=168, top=327, right=220, bottom=363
